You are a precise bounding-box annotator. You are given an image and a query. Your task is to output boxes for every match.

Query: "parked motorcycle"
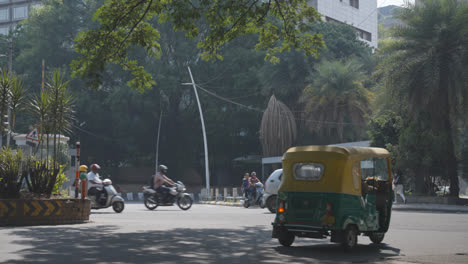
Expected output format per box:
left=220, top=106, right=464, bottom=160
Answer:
left=242, top=182, right=265, bottom=208
left=89, top=179, right=125, bottom=213
left=143, top=181, right=193, bottom=211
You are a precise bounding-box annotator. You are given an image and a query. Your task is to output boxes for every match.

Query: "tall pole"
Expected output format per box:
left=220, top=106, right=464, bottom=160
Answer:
left=183, top=67, right=210, bottom=194
left=155, top=111, right=162, bottom=175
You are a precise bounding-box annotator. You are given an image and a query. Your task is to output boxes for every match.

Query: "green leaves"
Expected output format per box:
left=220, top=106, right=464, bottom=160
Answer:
left=72, top=0, right=325, bottom=91
left=300, top=58, right=372, bottom=142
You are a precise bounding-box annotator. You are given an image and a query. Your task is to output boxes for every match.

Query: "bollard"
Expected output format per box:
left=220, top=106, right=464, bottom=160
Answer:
left=200, top=188, right=206, bottom=200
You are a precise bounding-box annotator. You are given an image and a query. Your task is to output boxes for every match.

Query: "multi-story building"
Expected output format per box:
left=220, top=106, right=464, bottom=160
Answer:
left=309, top=0, right=378, bottom=48
left=0, top=0, right=42, bottom=35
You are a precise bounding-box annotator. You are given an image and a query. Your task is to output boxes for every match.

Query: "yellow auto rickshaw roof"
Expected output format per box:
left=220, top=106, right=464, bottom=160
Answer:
left=279, top=145, right=391, bottom=196
left=284, top=145, right=390, bottom=160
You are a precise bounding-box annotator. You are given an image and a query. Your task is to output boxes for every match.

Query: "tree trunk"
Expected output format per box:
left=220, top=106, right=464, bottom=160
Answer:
left=415, top=167, right=425, bottom=195
left=445, top=118, right=459, bottom=197
left=439, top=65, right=459, bottom=197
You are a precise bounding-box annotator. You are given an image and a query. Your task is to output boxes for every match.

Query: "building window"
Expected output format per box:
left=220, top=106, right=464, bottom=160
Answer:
left=357, top=28, right=372, bottom=41
left=0, top=26, right=8, bottom=36
left=350, top=0, right=359, bottom=9
left=0, top=0, right=9, bottom=4
left=0, top=8, right=8, bottom=22
left=13, top=6, right=28, bottom=20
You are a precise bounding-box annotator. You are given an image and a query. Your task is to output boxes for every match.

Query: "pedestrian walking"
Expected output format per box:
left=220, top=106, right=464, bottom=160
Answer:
left=393, top=170, right=407, bottom=204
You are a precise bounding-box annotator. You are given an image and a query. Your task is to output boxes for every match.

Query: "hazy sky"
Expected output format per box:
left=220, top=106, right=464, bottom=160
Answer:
left=378, top=0, right=414, bottom=7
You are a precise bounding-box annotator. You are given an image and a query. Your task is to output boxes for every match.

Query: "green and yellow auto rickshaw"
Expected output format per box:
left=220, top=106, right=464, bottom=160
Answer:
left=272, top=145, right=393, bottom=250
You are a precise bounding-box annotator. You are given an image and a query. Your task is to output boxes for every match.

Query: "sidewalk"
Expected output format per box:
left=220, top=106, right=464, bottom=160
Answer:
left=200, top=200, right=468, bottom=213
left=391, top=203, right=468, bottom=213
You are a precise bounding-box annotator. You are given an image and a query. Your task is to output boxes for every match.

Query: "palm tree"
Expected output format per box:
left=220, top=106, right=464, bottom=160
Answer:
left=45, top=70, right=75, bottom=163
left=300, top=59, right=372, bottom=143
left=378, top=0, right=468, bottom=196
left=30, top=89, right=51, bottom=159
left=0, top=69, right=12, bottom=143
left=9, top=77, right=26, bottom=134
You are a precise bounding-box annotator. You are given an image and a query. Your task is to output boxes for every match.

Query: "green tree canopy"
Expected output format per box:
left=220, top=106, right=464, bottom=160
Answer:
left=71, top=0, right=325, bottom=91
left=377, top=0, right=468, bottom=196
left=300, top=59, right=372, bottom=143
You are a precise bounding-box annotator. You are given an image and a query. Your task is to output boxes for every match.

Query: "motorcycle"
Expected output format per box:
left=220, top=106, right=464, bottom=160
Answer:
left=242, top=182, right=265, bottom=208
left=89, top=179, right=125, bottom=213
left=143, top=181, right=193, bottom=211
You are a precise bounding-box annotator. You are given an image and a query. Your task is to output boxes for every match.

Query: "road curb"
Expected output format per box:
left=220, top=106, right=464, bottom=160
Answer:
left=392, top=206, right=468, bottom=214
left=200, top=201, right=243, bottom=207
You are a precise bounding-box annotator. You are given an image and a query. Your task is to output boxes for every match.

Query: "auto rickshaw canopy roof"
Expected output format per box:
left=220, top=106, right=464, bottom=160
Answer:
left=279, top=145, right=391, bottom=196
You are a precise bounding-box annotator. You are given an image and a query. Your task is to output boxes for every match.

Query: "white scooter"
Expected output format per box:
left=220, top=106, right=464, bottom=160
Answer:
left=242, top=182, right=265, bottom=208
left=89, top=179, right=125, bottom=213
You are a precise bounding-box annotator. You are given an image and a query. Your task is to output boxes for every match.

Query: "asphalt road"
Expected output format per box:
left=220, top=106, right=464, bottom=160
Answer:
left=0, top=203, right=467, bottom=264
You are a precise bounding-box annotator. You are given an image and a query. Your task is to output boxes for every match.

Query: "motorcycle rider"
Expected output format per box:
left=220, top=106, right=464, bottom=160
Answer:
left=248, top=171, right=260, bottom=200
left=153, top=165, right=177, bottom=202
left=250, top=171, right=263, bottom=201
left=87, top=164, right=105, bottom=205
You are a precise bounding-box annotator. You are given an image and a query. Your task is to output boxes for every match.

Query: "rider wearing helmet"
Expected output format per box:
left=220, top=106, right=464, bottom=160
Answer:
left=87, top=164, right=105, bottom=204
left=153, top=165, right=177, bottom=202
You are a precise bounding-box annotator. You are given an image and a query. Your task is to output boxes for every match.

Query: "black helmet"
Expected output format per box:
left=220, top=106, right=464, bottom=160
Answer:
left=158, top=164, right=168, bottom=172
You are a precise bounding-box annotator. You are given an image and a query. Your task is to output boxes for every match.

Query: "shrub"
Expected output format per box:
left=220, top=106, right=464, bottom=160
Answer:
left=22, top=158, right=61, bottom=198
left=0, top=148, right=24, bottom=199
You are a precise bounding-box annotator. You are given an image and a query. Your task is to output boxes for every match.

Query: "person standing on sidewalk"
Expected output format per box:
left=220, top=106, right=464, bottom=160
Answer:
left=393, top=170, right=407, bottom=204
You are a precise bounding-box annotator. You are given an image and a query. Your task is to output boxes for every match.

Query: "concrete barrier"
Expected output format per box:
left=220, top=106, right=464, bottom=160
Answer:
left=0, top=199, right=90, bottom=226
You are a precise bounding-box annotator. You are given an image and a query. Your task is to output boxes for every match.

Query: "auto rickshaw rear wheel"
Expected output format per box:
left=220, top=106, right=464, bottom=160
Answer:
left=342, top=225, right=358, bottom=251
left=278, top=230, right=295, bottom=247
left=369, top=232, right=385, bottom=244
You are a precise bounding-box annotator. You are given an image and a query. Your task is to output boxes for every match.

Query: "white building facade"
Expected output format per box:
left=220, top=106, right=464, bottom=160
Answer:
left=309, top=0, right=378, bottom=48
left=0, top=0, right=42, bottom=35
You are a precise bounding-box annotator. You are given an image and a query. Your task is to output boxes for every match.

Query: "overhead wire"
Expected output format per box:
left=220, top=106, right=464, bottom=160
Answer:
left=195, top=84, right=357, bottom=126
left=72, top=123, right=119, bottom=142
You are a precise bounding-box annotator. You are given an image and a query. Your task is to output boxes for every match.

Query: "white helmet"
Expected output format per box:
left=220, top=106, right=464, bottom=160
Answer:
left=158, top=165, right=168, bottom=173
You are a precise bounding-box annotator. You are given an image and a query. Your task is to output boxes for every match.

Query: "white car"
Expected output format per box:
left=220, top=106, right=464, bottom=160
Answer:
left=262, top=169, right=283, bottom=213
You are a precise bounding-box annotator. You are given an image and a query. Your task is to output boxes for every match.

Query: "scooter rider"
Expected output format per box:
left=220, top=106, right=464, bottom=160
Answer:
left=250, top=172, right=262, bottom=200
left=87, top=164, right=105, bottom=205
left=153, top=165, right=177, bottom=202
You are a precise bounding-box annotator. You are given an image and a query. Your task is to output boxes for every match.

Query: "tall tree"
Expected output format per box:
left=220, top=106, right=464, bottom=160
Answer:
left=300, top=59, right=372, bottom=143
left=45, top=70, right=75, bottom=162
left=0, top=70, right=12, bottom=142
left=378, top=0, right=468, bottom=196
left=71, top=0, right=325, bottom=91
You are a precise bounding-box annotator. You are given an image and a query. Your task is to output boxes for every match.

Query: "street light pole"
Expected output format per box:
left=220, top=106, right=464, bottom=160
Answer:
left=182, top=67, right=210, bottom=196
left=155, top=110, right=162, bottom=175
